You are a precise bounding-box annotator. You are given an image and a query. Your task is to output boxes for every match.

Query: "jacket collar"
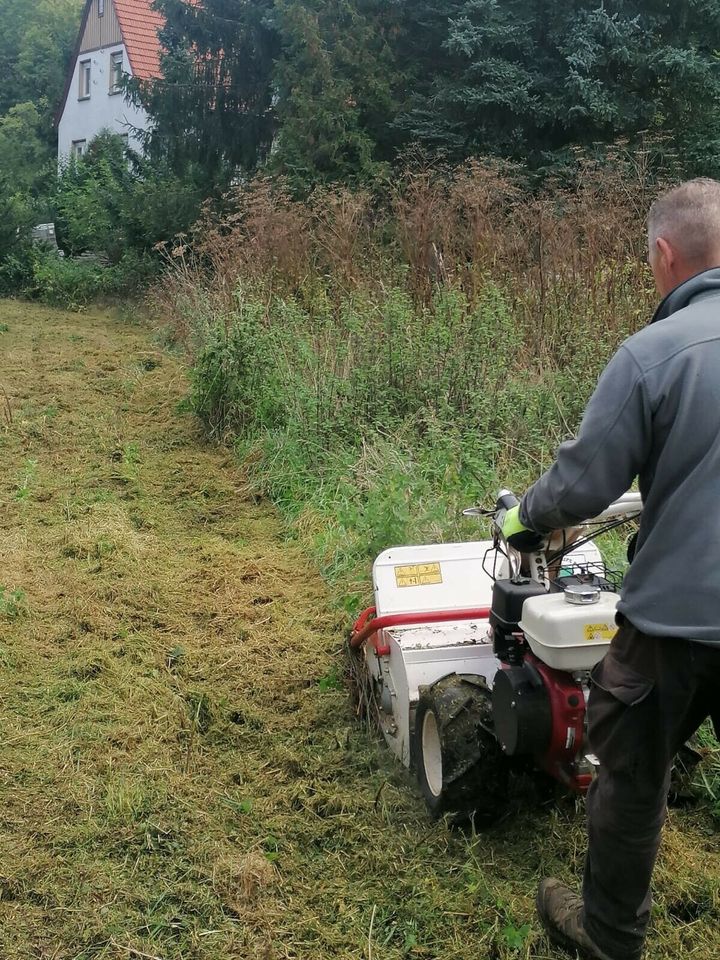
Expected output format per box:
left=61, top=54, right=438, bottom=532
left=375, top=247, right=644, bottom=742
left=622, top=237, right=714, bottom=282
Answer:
left=651, top=266, right=720, bottom=323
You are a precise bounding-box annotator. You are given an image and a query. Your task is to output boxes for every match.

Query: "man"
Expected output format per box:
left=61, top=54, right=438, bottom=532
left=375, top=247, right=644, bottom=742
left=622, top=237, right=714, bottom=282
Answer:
left=502, top=178, right=720, bottom=960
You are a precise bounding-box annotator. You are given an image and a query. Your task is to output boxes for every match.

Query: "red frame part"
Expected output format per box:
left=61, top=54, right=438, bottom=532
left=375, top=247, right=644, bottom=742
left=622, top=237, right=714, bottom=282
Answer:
left=350, top=606, right=492, bottom=657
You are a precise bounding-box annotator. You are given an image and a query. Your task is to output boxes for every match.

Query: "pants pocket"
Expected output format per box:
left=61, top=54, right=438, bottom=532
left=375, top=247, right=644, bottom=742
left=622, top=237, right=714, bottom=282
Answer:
left=591, top=653, right=655, bottom=707
left=588, top=655, right=656, bottom=769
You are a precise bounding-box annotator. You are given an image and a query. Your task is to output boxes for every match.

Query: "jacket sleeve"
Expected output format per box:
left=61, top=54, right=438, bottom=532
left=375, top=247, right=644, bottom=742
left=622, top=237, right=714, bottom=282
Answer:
left=520, top=345, right=651, bottom=533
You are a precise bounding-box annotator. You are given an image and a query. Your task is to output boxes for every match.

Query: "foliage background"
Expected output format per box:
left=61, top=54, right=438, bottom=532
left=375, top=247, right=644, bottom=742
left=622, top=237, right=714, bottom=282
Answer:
left=146, top=0, right=720, bottom=192
left=1, top=0, right=719, bottom=296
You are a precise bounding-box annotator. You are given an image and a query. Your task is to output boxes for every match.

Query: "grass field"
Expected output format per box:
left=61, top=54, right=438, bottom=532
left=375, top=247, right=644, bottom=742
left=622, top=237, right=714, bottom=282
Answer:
left=0, top=300, right=718, bottom=960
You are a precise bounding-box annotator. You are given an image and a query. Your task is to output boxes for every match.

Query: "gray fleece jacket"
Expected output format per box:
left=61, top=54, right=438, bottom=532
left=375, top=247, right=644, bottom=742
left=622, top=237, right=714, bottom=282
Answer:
left=521, top=267, right=720, bottom=644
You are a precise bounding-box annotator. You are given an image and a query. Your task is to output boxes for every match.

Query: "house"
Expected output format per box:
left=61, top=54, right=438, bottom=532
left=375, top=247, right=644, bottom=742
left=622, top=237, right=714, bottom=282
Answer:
left=57, top=0, right=164, bottom=160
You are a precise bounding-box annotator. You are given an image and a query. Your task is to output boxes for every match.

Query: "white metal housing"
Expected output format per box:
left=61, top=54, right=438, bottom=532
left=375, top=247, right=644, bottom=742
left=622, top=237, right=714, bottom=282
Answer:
left=366, top=540, right=498, bottom=765
left=364, top=536, right=618, bottom=767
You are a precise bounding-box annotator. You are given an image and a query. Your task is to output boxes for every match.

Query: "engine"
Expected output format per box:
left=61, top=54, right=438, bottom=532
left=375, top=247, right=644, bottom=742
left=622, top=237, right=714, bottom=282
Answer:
left=491, top=658, right=591, bottom=789
left=488, top=577, right=614, bottom=790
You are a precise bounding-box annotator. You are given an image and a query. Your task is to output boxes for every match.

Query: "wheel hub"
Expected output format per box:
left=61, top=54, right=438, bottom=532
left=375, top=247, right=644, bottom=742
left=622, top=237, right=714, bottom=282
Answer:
left=421, top=710, right=443, bottom=798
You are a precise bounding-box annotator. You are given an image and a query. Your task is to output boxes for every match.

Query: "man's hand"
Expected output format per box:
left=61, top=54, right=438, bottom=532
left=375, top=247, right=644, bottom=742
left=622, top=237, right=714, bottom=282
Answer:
left=501, top=505, right=546, bottom=553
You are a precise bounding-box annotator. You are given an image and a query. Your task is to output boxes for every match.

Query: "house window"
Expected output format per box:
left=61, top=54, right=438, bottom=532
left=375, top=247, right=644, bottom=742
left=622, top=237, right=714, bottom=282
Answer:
left=110, top=51, right=124, bottom=94
left=79, top=59, right=91, bottom=99
left=98, top=0, right=105, bottom=15
left=71, top=140, right=87, bottom=158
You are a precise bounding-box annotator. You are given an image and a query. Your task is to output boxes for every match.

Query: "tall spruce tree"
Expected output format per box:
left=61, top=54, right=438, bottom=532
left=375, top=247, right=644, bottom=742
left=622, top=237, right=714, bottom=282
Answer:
left=144, top=0, right=720, bottom=186
left=395, top=0, right=720, bottom=172
left=145, top=0, right=280, bottom=184
left=146, top=0, right=401, bottom=189
left=271, top=0, right=401, bottom=189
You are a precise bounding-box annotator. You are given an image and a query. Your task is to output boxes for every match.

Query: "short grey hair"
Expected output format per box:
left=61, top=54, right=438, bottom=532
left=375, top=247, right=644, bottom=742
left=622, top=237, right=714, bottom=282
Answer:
left=648, top=178, right=720, bottom=264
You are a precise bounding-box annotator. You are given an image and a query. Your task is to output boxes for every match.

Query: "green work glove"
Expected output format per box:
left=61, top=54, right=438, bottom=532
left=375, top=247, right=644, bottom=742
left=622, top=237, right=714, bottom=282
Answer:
left=501, top=505, right=546, bottom=553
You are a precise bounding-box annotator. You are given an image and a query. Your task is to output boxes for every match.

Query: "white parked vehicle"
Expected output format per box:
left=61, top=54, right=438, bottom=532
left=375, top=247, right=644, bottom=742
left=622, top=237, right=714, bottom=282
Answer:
left=30, top=223, right=64, bottom=255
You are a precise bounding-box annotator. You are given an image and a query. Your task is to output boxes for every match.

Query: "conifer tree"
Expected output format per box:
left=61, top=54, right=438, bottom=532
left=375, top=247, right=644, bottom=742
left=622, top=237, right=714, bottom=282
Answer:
left=145, top=0, right=720, bottom=185
left=271, top=0, right=401, bottom=189
left=146, top=0, right=280, bottom=182
left=396, top=0, right=720, bottom=172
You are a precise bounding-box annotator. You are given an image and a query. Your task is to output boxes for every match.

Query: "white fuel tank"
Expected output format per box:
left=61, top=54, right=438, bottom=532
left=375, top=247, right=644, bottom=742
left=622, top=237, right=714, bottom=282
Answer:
left=520, top=588, right=620, bottom=672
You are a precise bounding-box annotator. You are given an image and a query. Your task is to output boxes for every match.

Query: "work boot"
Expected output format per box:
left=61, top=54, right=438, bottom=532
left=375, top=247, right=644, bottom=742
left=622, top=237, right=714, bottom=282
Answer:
left=536, top=879, right=620, bottom=960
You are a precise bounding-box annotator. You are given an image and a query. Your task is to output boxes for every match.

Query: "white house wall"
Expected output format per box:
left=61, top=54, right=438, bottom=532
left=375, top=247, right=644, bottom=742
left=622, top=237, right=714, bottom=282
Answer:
left=57, top=43, right=151, bottom=159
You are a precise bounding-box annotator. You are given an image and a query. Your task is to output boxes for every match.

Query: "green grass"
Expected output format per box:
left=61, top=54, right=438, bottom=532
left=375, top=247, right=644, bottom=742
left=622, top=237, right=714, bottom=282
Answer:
left=169, top=280, right=641, bottom=613
left=0, top=584, right=27, bottom=619
left=148, top=258, right=720, bottom=959
left=0, top=299, right=717, bottom=960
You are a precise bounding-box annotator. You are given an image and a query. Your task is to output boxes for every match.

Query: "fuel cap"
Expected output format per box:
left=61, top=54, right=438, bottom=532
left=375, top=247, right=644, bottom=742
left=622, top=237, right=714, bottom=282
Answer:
left=564, top=583, right=601, bottom=605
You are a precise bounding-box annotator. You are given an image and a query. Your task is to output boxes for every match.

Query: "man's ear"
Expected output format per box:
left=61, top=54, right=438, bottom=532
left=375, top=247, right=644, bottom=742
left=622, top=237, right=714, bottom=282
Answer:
left=655, top=235, right=674, bottom=270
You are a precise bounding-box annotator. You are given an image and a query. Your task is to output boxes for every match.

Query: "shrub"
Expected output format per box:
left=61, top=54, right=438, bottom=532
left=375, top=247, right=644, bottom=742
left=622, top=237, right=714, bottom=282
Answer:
left=28, top=248, right=156, bottom=309
left=0, top=130, right=202, bottom=304
left=189, top=297, right=286, bottom=437
left=0, top=241, right=36, bottom=296
left=0, top=179, right=37, bottom=278
left=52, top=132, right=202, bottom=262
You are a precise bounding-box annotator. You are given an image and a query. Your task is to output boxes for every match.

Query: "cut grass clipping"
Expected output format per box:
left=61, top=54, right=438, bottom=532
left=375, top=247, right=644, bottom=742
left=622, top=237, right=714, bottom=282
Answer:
left=0, top=300, right=717, bottom=959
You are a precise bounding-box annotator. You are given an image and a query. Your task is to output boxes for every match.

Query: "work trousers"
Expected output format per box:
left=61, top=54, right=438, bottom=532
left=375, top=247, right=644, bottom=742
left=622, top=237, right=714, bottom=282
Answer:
left=582, top=616, right=720, bottom=960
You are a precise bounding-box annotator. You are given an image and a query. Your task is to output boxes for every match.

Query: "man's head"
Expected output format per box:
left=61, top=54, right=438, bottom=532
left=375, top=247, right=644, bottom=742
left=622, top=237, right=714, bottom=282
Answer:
left=647, top=178, right=720, bottom=297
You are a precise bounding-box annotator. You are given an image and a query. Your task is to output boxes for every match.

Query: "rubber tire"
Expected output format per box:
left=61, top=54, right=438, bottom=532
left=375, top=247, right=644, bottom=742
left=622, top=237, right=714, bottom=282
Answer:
left=413, top=672, right=508, bottom=826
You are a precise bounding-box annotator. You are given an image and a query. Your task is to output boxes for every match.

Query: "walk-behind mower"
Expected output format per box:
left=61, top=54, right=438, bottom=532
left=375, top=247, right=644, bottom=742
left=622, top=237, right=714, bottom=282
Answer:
left=349, top=490, right=644, bottom=823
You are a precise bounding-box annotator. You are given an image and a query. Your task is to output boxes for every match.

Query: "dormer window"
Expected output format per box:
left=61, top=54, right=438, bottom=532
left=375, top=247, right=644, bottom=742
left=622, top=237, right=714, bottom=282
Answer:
left=99, top=0, right=105, bottom=16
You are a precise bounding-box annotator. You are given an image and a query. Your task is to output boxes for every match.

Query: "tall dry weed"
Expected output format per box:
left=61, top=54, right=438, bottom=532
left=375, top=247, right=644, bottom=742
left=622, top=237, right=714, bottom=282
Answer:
left=150, top=155, right=659, bottom=368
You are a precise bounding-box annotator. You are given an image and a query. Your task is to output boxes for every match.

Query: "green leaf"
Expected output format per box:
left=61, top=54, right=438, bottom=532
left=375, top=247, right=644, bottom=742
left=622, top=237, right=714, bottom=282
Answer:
left=500, top=923, right=531, bottom=950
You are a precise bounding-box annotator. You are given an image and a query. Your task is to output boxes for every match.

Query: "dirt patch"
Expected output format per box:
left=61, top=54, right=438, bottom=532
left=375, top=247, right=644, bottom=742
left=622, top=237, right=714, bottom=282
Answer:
left=0, top=301, right=717, bottom=960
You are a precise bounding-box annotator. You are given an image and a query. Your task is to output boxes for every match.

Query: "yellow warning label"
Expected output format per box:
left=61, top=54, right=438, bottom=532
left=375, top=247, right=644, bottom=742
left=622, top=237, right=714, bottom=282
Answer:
left=395, top=562, right=443, bottom=588
left=584, top=623, right=616, bottom=643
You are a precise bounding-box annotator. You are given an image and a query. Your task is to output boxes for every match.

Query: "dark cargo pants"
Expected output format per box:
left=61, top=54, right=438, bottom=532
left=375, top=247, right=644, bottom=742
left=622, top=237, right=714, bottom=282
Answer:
left=582, top=617, right=720, bottom=960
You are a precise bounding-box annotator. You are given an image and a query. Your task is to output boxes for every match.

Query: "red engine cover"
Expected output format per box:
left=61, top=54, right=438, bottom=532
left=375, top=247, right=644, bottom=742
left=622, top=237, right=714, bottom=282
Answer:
left=527, top=653, right=592, bottom=793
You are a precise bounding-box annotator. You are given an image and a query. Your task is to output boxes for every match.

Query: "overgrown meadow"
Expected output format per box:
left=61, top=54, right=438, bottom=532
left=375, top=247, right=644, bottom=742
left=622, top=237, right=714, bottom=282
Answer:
left=152, top=159, right=656, bottom=609
left=0, top=162, right=717, bottom=960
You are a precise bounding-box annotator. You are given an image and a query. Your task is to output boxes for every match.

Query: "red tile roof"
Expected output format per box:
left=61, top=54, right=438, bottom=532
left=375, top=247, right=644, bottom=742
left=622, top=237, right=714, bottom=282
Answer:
left=114, top=0, right=164, bottom=81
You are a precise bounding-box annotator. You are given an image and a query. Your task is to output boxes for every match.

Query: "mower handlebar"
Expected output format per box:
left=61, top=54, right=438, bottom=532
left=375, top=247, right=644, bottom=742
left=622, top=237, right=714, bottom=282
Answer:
left=589, top=492, right=643, bottom=522
left=486, top=489, right=643, bottom=533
